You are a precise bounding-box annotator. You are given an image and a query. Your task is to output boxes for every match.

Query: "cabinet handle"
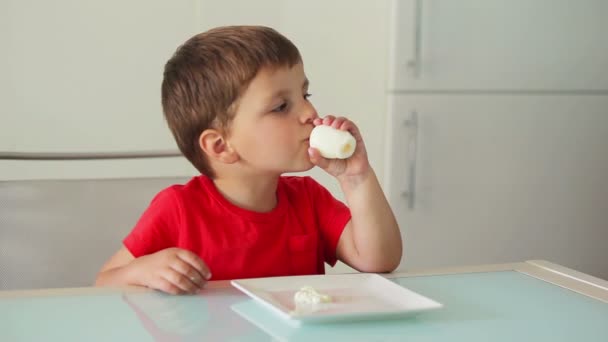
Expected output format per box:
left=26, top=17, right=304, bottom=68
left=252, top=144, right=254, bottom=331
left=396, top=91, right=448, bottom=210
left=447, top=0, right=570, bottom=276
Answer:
left=401, top=110, right=418, bottom=209
left=0, top=150, right=181, bottom=160
left=406, top=0, right=423, bottom=78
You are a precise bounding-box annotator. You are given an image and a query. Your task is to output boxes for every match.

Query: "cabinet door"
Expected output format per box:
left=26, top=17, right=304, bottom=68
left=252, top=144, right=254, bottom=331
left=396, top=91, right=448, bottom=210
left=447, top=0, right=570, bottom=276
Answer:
left=0, top=1, right=200, bottom=179
left=385, top=94, right=608, bottom=278
left=390, top=0, right=608, bottom=91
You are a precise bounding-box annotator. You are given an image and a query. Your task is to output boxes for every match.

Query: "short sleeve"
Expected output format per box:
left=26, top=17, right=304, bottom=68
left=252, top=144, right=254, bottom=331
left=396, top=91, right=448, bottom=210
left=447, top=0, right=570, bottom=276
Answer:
left=304, top=177, right=352, bottom=267
left=123, top=187, right=181, bottom=257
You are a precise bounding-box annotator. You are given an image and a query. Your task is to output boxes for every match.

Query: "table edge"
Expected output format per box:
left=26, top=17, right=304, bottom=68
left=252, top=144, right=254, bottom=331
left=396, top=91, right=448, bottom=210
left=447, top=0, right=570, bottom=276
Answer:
left=387, top=260, right=608, bottom=303
left=2, top=260, right=606, bottom=303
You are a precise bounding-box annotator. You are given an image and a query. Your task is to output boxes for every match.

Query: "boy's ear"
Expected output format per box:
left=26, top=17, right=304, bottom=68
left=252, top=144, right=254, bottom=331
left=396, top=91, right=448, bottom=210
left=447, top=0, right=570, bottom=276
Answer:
left=198, top=129, right=239, bottom=164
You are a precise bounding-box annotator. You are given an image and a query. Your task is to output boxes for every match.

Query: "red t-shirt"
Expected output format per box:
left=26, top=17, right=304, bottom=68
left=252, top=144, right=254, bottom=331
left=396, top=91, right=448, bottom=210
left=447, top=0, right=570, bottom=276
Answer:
left=124, top=175, right=351, bottom=280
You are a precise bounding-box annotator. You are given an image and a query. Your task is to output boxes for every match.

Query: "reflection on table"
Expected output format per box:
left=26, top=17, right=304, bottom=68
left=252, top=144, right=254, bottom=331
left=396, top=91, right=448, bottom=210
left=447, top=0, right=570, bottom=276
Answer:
left=1, top=260, right=606, bottom=341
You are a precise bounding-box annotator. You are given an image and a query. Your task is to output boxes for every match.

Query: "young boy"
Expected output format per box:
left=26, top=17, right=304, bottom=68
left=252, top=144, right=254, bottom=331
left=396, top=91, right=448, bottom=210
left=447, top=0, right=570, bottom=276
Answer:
left=95, top=26, right=402, bottom=295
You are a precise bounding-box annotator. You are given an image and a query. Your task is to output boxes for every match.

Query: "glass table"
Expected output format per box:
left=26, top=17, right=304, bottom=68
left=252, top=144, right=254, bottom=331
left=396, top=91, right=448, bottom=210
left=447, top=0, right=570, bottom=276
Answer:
left=1, top=260, right=607, bottom=341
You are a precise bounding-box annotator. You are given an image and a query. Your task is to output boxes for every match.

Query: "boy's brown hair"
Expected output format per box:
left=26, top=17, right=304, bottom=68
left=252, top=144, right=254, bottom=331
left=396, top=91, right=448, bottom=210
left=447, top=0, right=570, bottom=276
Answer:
left=161, top=26, right=302, bottom=177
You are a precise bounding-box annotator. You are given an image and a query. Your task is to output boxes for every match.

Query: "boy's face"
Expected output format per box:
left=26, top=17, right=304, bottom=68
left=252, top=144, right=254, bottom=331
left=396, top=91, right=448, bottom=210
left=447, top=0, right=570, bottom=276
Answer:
left=226, top=62, right=318, bottom=175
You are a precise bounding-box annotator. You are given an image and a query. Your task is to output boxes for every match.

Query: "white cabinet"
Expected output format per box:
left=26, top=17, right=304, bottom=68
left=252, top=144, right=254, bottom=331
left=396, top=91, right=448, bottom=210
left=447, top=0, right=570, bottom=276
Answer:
left=390, top=0, right=608, bottom=91
left=0, top=1, right=200, bottom=179
left=0, top=1, right=200, bottom=154
left=386, top=94, right=608, bottom=277
left=387, top=0, right=608, bottom=278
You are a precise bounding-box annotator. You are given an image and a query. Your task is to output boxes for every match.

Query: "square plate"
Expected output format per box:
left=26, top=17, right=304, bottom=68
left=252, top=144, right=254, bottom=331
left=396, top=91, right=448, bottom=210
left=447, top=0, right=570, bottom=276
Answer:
left=231, top=273, right=443, bottom=323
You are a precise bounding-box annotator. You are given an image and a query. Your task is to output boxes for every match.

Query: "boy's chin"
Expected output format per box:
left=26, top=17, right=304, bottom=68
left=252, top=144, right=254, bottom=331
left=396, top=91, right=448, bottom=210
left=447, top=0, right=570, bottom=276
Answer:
left=285, top=160, right=315, bottom=173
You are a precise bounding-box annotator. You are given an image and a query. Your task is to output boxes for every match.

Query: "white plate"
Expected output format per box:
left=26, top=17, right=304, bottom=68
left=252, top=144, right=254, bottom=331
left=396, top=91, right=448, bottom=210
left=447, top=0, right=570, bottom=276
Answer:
left=230, top=273, right=443, bottom=323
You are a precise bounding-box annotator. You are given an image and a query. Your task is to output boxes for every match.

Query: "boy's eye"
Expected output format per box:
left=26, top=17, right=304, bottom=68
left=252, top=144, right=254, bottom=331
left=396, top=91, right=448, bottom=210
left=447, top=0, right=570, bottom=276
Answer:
left=272, top=102, right=288, bottom=112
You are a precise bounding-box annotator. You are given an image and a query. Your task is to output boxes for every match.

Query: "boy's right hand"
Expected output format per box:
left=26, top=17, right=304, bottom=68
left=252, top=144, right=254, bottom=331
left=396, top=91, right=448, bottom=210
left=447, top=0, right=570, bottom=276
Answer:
left=130, top=247, right=211, bottom=295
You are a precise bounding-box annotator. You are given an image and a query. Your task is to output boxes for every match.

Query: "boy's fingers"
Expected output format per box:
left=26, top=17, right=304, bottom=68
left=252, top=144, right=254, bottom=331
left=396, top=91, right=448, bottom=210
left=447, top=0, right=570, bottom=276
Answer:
left=317, top=115, right=357, bottom=136
left=308, top=148, right=330, bottom=169
left=176, top=249, right=212, bottom=280
left=170, top=258, right=205, bottom=288
left=163, top=268, right=198, bottom=294
left=322, top=115, right=336, bottom=126
left=153, top=276, right=185, bottom=295
left=332, top=117, right=347, bottom=129
left=338, top=118, right=353, bottom=131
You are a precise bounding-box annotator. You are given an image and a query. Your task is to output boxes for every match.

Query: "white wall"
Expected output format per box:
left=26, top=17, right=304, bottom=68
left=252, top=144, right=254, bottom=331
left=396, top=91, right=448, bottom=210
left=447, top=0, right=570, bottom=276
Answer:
left=0, top=0, right=391, bottom=193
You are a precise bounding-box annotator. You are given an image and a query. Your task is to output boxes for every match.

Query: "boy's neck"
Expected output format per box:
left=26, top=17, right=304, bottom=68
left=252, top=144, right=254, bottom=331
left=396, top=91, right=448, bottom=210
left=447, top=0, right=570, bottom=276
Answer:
left=212, top=175, right=280, bottom=213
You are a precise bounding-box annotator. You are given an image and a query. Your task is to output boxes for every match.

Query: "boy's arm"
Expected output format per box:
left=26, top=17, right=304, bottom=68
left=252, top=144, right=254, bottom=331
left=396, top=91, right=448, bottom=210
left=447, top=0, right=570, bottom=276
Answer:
left=335, top=169, right=402, bottom=273
left=95, top=246, right=212, bottom=295
left=95, top=247, right=138, bottom=287
left=308, top=116, right=402, bottom=273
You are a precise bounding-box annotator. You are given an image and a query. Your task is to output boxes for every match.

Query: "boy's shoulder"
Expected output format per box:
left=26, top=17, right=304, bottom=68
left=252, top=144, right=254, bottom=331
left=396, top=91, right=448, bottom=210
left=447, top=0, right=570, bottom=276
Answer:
left=155, top=175, right=326, bottom=204
left=151, top=175, right=211, bottom=202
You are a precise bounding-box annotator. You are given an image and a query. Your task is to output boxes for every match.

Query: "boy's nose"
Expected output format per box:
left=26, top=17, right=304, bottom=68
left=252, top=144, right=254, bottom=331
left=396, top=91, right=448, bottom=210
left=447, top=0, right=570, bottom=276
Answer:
left=300, top=102, right=318, bottom=124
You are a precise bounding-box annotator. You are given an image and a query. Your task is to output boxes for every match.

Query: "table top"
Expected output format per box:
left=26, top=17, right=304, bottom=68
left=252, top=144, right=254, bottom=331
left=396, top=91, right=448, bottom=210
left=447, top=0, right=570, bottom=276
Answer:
left=2, top=260, right=607, bottom=341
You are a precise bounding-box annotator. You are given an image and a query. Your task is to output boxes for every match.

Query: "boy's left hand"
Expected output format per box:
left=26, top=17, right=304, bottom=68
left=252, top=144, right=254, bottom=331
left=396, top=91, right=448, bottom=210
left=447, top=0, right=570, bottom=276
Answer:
left=308, top=115, right=370, bottom=181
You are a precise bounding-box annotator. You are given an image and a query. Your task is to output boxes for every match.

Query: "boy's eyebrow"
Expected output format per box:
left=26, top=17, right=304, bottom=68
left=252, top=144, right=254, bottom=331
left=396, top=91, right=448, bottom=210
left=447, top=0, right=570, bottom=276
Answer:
left=267, top=79, right=310, bottom=101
